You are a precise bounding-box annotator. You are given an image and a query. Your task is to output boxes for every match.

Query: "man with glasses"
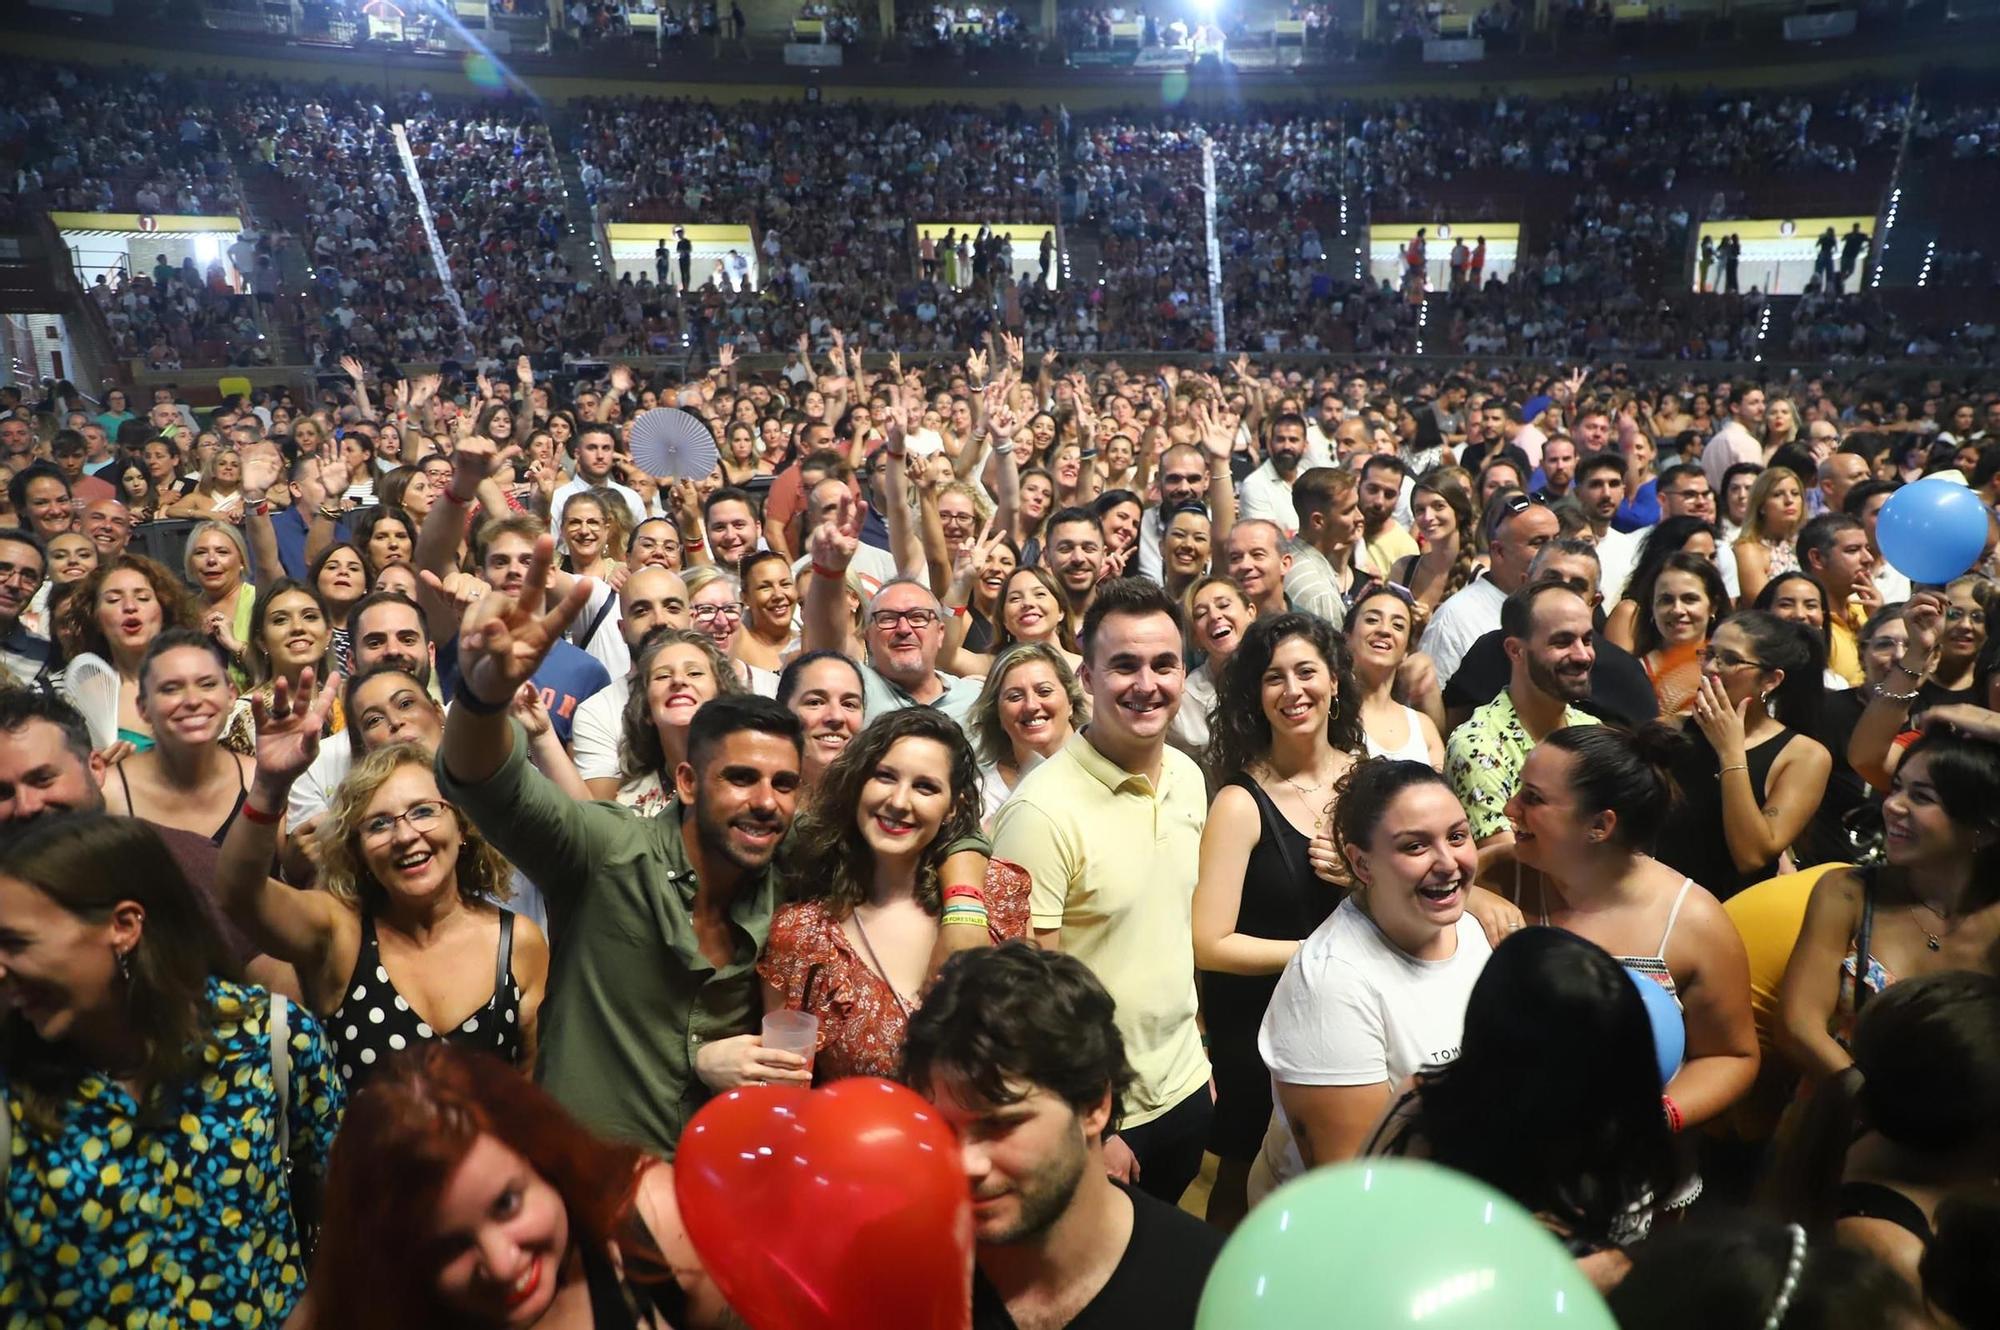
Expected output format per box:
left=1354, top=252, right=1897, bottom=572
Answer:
left=1421, top=490, right=1559, bottom=690
left=0, top=528, right=56, bottom=693
left=802, top=495, right=981, bottom=730
left=1655, top=463, right=1741, bottom=599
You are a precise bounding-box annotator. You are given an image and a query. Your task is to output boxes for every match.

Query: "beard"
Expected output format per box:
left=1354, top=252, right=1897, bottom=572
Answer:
left=1527, top=652, right=1592, bottom=704
left=692, top=791, right=787, bottom=871
left=979, top=1124, right=1090, bottom=1247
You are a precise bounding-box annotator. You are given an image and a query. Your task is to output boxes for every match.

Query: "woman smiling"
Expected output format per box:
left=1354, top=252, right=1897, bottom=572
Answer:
left=215, top=677, right=548, bottom=1090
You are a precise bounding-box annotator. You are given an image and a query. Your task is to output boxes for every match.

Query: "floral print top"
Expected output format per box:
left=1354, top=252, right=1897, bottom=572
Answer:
left=758, top=861, right=1032, bottom=1082
left=1, top=979, right=346, bottom=1327
left=1444, top=690, right=1599, bottom=841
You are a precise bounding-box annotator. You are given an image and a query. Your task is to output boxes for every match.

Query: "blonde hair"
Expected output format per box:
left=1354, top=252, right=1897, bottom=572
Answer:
left=315, top=742, right=511, bottom=910
left=1736, top=465, right=1806, bottom=547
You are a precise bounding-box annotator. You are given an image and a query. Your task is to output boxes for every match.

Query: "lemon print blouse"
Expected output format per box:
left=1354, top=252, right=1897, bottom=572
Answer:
left=1, top=980, right=345, bottom=1327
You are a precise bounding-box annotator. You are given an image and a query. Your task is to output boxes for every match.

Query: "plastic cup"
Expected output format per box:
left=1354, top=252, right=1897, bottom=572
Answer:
left=761, top=1010, right=819, bottom=1082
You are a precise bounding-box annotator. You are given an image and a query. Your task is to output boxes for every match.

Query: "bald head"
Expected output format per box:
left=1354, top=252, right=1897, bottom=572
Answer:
left=621, top=565, right=692, bottom=646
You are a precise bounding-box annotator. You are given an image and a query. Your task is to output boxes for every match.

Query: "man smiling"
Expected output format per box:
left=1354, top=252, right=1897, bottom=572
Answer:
left=993, top=579, right=1212, bottom=1209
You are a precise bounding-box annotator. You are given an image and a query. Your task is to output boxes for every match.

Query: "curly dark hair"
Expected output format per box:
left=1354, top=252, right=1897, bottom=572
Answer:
left=1206, top=612, right=1366, bottom=784
left=784, top=708, right=983, bottom=919
left=55, top=552, right=199, bottom=661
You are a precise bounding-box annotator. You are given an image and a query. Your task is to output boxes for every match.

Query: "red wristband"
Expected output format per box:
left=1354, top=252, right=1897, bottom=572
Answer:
left=441, top=487, right=473, bottom=506
left=1662, top=1093, right=1684, bottom=1134
left=942, top=884, right=985, bottom=903
left=811, top=562, right=846, bottom=580
left=239, top=798, right=282, bottom=826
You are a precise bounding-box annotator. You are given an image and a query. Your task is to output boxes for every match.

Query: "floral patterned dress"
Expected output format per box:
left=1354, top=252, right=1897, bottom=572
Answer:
left=757, top=861, right=1032, bottom=1082
left=1, top=980, right=346, bottom=1326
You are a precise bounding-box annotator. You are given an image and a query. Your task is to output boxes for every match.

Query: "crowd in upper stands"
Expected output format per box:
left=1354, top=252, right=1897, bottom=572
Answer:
left=4, top=62, right=1998, bottom=374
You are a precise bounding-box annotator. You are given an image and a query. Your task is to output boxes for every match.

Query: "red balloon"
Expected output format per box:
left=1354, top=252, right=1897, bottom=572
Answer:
left=675, top=1077, right=973, bottom=1330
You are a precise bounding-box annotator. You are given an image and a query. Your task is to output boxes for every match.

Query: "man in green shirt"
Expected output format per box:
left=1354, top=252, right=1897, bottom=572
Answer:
left=435, top=534, right=811, bottom=1156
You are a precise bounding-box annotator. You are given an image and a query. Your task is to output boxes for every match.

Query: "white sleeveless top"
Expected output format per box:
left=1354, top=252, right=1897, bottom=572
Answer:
left=1363, top=704, right=1431, bottom=764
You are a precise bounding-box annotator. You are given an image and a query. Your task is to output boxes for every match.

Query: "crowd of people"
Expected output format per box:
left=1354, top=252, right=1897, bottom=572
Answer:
left=4, top=339, right=2000, bottom=1327
left=11, top=62, right=2000, bottom=368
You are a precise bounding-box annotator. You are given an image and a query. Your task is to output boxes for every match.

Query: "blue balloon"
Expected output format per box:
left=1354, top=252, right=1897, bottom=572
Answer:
left=1629, top=968, right=1685, bottom=1087
left=1876, top=477, right=1990, bottom=585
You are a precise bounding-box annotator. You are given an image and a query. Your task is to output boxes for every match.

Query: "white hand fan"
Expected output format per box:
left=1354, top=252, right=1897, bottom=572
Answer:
left=629, top=407, right=720, bottom=480
left=62, top=652, right=122, bottom=751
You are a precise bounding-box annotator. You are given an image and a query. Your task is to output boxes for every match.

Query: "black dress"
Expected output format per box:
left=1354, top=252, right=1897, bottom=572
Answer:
left=1200, top=774, right=1337, bottom=1161
left=1656, top=724, right=1803, bottom=901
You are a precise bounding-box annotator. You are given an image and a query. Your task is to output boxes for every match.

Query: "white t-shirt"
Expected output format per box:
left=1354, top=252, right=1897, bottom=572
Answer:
left=569, top=675, right=630, bottom=783
left=1251, top=897, right=1491, bottom=1201
left=1417, top=575, right=1506, bottom=690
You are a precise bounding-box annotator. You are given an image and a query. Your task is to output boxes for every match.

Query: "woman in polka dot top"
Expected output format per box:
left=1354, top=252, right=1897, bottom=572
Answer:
left=215, top=675, right=548, bottom=1089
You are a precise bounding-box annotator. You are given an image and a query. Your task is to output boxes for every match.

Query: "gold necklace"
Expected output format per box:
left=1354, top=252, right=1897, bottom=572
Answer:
left=1913, top=898, right=1957, bottom=952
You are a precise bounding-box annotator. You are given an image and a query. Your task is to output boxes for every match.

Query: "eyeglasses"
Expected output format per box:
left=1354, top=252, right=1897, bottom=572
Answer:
left=691, top=602, right=744, bottom=621
left=871, top=608, right=941, bottom=631
left=359, top=800, right=450, bottom=845
left=1943, top=606, right=1987, bottom=626
left=0, top=561, right=44, bottom=586
left=1696, top=646, right=1767, bottom=671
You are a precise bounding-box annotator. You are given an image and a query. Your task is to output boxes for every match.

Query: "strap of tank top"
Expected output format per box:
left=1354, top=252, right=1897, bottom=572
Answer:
left=1655, top=878, right=1696, bottom=954
left=115, top=761, right=135, bottom=815
left=495, top=911, right=516, bottom=998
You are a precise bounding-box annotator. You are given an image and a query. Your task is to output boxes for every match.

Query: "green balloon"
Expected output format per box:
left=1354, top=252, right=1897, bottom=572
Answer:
left=1196, top=1160, right=1617, bottom=1329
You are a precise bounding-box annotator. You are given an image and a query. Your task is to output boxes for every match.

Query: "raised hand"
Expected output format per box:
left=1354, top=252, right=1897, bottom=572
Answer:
left=1899, top=591, right=1945, bottom=674
left=965, top=346, right=989, bottom=384
left=317, top=456, right=352, bottom=504
left=510, top=681, right=554, bottom=740
left=411, top=373, right=441, bottom=405
left=455, top=534, right=592, bottom=707
left=516, top=354, right=534, bottom=385
left=1192, top=401, right=1232, bottom=461
left=240, top=452, right=283, bottom=499
left=475, top=369, right=494, bottom=402
left=449, top=433, right=500, bottom=498
left=251, top=667, right=343, bottom=792
left=809, top=490, right=862, bottom=575
left=717, top=341, right=736, bottom=373
left=1000, top=331, right=1024, bottom=367
left=339, top=354, right=367, bottom=384
left=609, top=364, right=635, bottom=397
left=418, top=568, right=493, bottom=613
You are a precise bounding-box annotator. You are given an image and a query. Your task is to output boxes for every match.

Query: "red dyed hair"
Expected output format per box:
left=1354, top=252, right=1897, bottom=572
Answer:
left=310, top=1045, right=655, bottom=1330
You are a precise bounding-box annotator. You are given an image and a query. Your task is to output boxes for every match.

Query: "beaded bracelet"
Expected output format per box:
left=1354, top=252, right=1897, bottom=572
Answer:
left=1662, top=1093, right=1684, bottom=1134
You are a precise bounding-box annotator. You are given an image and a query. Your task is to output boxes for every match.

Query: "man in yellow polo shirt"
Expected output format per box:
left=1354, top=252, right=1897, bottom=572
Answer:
left=992, top=578, right=1213, bottom=1208
left=1798, top=512, right=1878, bottom=688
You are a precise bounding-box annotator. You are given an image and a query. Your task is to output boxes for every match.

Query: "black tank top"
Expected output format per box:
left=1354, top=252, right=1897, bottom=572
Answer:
left=1656, top=724, right=1800, bottom=901
left=330, top=911, right=523, bottom=1086
left=581, top=1226, right=691, bottom=1330
left=1198, top=774, right=1335, bottom=1048
left=1835, top=1180, right=1934, bottom=1245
